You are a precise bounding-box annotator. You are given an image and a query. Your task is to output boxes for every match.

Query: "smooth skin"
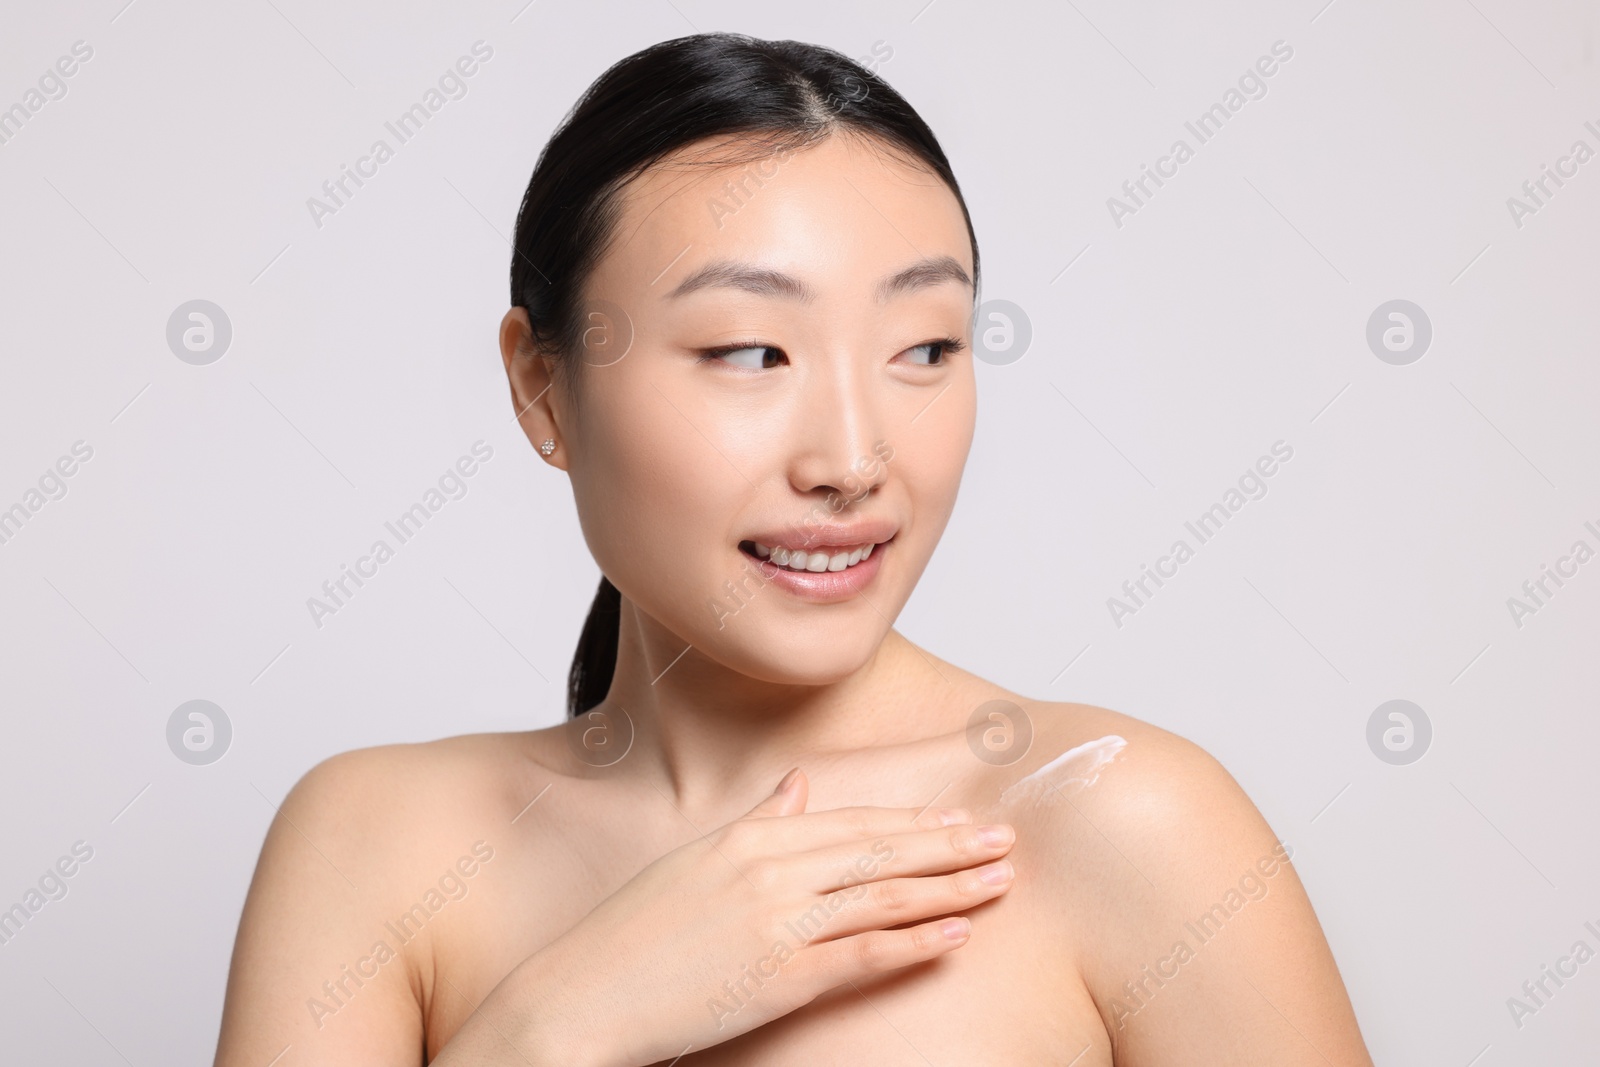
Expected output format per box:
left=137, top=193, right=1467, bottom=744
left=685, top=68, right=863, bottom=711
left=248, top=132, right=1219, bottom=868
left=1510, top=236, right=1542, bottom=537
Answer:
left=214, top=132, right=1374, bottom=1065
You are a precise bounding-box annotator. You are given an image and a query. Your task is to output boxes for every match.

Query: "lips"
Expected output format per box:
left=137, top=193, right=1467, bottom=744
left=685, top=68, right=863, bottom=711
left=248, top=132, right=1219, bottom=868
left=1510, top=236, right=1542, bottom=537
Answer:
left=739, top=518, right=897, bottom=554
left=740, top=539, right=879, bottom=573
left=736, top=536, right=891, bottom=604
left=732, top=519, right=897, bottom=603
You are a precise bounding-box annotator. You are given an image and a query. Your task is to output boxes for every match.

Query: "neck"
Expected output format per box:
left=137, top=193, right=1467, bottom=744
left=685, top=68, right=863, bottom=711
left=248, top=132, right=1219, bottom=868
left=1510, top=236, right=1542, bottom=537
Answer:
left=583, top=595, right=945, bottom=815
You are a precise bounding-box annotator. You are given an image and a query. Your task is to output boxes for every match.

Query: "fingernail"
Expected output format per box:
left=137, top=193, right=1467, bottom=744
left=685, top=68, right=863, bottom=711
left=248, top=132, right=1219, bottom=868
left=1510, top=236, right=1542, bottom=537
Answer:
left=937, top=807, right=969, bottom=826
left=978, top=824, right=1012, bottom=847
left=776, top=767, right=800, bottom=794
left=978, top=860, right=1013, bottom=885
left=941, top=917, right=969, bottom=940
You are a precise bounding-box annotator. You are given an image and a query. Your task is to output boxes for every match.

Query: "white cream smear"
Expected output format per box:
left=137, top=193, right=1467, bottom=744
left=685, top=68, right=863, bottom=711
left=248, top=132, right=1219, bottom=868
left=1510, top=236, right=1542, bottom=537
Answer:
left=999, top=734, right=1128, bottom=806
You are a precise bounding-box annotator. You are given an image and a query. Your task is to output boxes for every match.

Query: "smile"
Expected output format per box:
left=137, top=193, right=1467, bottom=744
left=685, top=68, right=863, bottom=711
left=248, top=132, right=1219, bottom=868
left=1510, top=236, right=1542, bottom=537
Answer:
left=740, top=540, right=879, bottom=572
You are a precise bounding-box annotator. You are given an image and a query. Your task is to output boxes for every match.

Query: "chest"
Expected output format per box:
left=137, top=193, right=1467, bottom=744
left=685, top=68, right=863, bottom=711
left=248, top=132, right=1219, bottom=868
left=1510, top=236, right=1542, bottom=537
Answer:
left=423, top=835, right=1112, bottom=1064
left=647, top=899, right=1113, bottom=1066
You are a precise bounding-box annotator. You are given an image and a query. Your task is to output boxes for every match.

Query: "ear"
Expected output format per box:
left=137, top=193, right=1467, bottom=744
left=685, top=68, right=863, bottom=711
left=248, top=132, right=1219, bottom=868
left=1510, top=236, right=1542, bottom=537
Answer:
left=500, top=307, right=568, bottom=471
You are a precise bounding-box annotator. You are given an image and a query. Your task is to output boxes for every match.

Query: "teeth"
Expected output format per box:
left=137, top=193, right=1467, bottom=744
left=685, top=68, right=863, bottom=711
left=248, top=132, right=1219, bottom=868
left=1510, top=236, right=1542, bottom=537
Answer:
left=749, top=540, right=879, bottom=573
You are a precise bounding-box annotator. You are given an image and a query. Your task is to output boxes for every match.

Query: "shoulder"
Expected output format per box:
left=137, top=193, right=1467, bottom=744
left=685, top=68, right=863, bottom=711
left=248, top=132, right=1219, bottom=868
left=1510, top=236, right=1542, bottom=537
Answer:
left=216, top=731, right=557, bottom=1062
left=267, top=730, right=563, bottom=908
left=282, top=731, right=547, bottom=829
left=993, top=699, right=1264, bottom=837
left=996, top=699, right=1287, bottom=918
left=999, top=701, right=1370, bottom=1062
left=242, top=731, right=546, bottom=950
left=931, top=658, right=1243, bottom=826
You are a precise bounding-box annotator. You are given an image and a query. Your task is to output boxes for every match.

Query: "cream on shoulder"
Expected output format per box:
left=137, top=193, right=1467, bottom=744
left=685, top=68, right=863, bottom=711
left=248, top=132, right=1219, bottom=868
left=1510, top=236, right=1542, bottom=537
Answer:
left=998, top=734, right=1128, bottom=805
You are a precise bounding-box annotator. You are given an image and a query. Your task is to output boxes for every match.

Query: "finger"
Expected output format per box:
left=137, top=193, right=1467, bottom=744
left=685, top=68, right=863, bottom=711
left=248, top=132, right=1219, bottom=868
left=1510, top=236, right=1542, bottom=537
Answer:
left=784, top=861, right=1013, bottom=944
left=729, top=802, right=974, bottom=853
left=745, top=768, right=809, bottom=820
left=794, top=821, right=1013, bottom=891
left=795, top=914, right=973, bottom=987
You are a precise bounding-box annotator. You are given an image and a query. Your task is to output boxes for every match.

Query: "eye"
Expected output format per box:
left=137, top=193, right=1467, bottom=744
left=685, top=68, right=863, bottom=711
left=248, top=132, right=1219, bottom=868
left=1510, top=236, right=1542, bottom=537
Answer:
left=700, top=343, right=787, bottom=369
left=900, top=336, right=966, bottom=366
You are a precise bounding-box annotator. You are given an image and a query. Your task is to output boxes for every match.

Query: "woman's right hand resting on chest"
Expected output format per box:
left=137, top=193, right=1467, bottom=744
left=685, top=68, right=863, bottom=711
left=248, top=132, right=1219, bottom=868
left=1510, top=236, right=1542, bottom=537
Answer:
left=431, top=768, right=1018, bottom=1066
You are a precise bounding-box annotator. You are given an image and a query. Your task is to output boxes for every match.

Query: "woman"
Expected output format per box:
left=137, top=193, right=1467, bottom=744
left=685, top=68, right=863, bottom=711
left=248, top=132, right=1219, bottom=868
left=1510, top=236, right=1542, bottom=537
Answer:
left=215, top=32, right=1373, bottom=1065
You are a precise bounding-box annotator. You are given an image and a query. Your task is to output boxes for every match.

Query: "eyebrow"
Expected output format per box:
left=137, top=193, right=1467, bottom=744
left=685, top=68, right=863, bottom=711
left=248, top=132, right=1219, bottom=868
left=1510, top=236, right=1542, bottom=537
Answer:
left=664, top=254, right=973, bottom=303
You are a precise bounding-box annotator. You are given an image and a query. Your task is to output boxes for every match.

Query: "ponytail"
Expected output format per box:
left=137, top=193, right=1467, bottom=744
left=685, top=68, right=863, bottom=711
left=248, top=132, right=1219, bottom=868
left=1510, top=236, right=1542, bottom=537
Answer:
left=568, top=576, right=621, bottom=718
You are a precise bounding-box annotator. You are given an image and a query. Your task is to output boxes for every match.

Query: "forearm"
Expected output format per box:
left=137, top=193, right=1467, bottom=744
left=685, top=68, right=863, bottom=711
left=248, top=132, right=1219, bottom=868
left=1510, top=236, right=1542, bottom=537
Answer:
left=429, top=951, right=611, bottom=1067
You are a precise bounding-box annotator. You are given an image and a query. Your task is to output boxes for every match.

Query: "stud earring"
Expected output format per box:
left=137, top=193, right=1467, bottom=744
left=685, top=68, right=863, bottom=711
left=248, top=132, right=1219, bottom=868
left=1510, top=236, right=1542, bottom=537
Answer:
left=539, top=438, right=556, bottom=456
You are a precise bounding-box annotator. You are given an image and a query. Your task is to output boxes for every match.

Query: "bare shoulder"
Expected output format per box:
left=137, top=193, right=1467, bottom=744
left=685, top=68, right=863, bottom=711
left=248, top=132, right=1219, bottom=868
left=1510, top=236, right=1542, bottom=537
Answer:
left=994, top=698, right=1287, bottom=930
left=215, top=731, right=555, bottom=1065
left=286, top=730, right=553, bottom=830
left=261, top=732, right=542, bottom=886
left=259, top=729, right=564, bottom=931
left=996, top=700, right=1372, bottom=1065
left=1006, top=699, right=1264, bottom=839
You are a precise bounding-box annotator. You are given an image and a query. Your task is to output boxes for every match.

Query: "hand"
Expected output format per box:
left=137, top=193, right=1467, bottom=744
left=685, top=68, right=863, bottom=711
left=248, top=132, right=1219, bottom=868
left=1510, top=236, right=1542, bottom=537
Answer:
left=518, top=768, right=1017, bottom=1065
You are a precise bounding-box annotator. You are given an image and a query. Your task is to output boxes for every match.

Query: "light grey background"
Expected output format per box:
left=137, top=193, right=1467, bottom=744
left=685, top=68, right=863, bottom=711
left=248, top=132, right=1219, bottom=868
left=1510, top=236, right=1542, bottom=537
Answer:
left=1, top=0, right=1596, bottom=1062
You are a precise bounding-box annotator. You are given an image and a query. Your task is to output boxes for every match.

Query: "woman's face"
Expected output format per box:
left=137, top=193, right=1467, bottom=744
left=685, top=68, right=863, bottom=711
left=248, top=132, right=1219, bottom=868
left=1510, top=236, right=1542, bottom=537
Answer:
left=524, top=132, right=977, bottom=685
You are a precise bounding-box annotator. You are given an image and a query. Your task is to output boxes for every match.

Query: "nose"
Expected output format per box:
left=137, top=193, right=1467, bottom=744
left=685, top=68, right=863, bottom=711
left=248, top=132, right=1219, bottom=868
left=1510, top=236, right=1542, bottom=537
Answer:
left=786, top=354, right=890, bottom=507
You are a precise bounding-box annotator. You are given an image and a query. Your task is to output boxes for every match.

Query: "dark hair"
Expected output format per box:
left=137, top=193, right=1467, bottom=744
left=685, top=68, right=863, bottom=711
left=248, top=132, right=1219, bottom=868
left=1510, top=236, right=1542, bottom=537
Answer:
left=507, top=32, right=981, bottom=719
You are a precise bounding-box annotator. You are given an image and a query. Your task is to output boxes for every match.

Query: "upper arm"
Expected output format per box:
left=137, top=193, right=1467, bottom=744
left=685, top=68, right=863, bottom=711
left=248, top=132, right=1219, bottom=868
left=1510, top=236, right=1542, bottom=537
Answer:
left=1037, top=720, right=1373, bottom=1066
left=214, top=748, right=427, bottom=1066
